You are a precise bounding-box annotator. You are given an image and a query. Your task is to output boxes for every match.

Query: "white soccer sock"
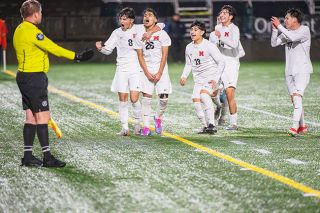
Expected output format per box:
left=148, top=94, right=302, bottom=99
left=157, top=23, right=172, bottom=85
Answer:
left=132, top=101, right=142, bottom=125
left=292, top=96, right=302, bottom=129
left=119, top=101, right=129, bottom=130
left=142, top=97, right=152, bottom=127
left=200, top=93, right=215, bottom=125
left=156, top=98, right=168, bottom=119
left=194, top=102, right=207, bottom=128
left=299, top=107, right=305, bottom=127
left=229, top=113, right=237, bottom=126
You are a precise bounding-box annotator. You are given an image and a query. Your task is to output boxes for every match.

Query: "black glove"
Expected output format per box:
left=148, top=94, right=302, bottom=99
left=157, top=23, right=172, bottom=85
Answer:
left=74, top=48, right=94, bottom=62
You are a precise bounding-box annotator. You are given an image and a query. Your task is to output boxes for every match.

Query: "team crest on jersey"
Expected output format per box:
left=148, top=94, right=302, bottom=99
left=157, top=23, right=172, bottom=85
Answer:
left=133, top=34, right=136, bottom=38
left=36, top=33, right=44, bottom=40
left=224, top=32, right=229, bottom=37
left=199, top=51, right=204, bottom=56
left=153, top=36, right=159, bottom=41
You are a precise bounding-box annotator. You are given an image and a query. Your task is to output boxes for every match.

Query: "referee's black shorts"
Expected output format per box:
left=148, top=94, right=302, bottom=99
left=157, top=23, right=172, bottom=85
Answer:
left=16, top=71, right=50, bottom=113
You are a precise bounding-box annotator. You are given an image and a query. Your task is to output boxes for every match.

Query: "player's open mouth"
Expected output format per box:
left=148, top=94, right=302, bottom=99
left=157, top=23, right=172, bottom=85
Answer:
left=145, top=19, right=150, bottom=23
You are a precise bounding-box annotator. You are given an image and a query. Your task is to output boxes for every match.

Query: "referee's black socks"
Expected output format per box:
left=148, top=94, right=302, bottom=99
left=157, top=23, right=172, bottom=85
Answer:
left=23, top=124, right=36, bottom=159
left=36, top=124, right=52, bottom=159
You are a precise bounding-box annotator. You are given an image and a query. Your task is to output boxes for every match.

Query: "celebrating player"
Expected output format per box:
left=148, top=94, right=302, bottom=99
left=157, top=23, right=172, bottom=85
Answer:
left=96, top=7, right=164, bottom=136
left=134, top=8, right=172, bottom=136
left=209, top=5, right=245, bottom=130
left=180, top=20, right=225, bottom=134
left=271, top=8, right=312, bottom=136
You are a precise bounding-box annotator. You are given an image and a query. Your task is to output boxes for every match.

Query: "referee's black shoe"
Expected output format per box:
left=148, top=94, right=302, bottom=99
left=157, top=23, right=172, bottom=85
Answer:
left=43, top=155, right=66, bottom=168
left=21, top=155, right=43, bottom=167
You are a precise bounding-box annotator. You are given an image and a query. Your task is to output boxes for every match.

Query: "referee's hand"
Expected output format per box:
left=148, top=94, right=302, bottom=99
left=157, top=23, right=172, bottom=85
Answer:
left=74, top=49, right=94, bottom=62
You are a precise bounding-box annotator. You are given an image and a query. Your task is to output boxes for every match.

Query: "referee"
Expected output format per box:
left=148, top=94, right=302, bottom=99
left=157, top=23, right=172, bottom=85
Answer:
left=13, top=0, right=93, bottom=167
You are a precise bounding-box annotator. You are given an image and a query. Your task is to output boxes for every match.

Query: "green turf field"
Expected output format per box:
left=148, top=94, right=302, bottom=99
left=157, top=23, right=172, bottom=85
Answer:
left=0, top=62, right=320, bottom=212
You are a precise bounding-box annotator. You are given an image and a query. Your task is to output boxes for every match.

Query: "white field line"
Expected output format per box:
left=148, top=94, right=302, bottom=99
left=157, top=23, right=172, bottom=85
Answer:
left=286, top=159, right=307, bottom=165
left=174, top=89, right=320, bottom=127
left=254, top=149, right=272, bottom=155
left=230, top=140, right=246, bottom=145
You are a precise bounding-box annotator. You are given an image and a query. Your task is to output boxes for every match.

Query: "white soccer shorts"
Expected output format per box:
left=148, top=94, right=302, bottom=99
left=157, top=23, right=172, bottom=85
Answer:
left=221, top=61, right=240, bottom=89
left=286, top=73, right=310, bottom=96
left=141, top=72, right=172, bottom=95
left=111, top=71, right=142, bottom=93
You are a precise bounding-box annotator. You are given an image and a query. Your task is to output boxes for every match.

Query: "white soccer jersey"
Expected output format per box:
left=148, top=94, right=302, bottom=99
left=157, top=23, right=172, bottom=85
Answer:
left=209, top=23, right=242, bottom=61
left=271, top=25, right=313, bottom=76
left=181, top=39, right=225, bottom=84
left=99, top=24, right=165, bottom=72
left=134, top=30, right=171, bottom=74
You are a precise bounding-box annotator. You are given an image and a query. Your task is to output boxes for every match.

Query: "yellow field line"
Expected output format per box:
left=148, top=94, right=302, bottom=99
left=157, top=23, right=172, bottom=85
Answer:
left=4, top=69, right=320, bottom=198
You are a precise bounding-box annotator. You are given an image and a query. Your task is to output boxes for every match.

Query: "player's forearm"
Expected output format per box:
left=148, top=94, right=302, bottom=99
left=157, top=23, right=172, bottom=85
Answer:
left=216, top=60, right=225, bottom=79
left=137, top=52, right=149, bottom=74
left=157, top=55, right=167, bottom=76
left=181, top=64, right=192, bottom=79
left=278, top=25, right=305, bottom=42
left=100, top=46, right=113, bottom=55
left=271, top=29, right=281, bottom=47
left=220, top=36, right=239, bottom=49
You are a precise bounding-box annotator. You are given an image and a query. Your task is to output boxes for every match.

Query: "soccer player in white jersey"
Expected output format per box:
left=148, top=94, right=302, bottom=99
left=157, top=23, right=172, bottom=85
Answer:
left=180, top=21, right=225, bottom=134
left=271, top=8, right=312, bottom=136
left=134, top=8, right=172, bottom=136
left=96, top=7, right=163, bottom=136
left=209, top=5, right=244, bottom=130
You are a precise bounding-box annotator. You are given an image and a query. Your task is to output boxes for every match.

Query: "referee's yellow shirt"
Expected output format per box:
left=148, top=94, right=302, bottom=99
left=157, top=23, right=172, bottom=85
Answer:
left=13, top=21, right=75, bottom=73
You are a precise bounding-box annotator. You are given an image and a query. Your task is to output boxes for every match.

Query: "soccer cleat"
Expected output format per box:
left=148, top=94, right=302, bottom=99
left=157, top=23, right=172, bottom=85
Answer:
left=43, top=155, right=66, bottom=168
left=154, top=116, right=162, bottom=134
left=116, top=129, right=130, bottom=136
left=226, top=124, right=238, bottom=131
left=288, top=127, right=299, bottom=137
left=206, top=123, right=217, bottom=134
left=48, top=118, right=63, bottom=139
left=134, top=124, right=142, bottom=135
left=141, top=127, right=152, bottom=136
left=21, top=155, right=43, bottom=167
left=297, top=125, right=308, bottom=135
left=197, top=127, right=208, bottom=134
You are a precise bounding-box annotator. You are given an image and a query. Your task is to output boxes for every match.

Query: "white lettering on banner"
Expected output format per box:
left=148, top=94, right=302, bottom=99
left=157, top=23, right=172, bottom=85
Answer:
left=254, top=17, right=318, bottom=35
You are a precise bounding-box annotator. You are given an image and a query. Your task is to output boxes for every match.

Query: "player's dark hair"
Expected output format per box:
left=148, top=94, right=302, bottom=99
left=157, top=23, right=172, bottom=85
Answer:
left=118, top=7, right=135, bottom=20
left=143, top=8, right=158, bottom=19
left=190, top=20, right=206, bottom=38
left=286, top=8, right=303, bottom=23
left=221, top=5, right=237, bottom=22
left=20, top=0, right=41, bottom=19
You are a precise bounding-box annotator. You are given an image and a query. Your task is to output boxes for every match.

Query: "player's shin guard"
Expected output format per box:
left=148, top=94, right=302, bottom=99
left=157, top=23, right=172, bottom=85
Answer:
left=156, top=97, right=168, bottom=119
left=23, top=124, right=36, bottom=159
left=119, top=101, right=129, bottom=130
left=132, top=101, right=142, bottom=125
left=200, top=93, right=215, bottom=125
left=142, top=97, right=152, bottom=128
left=292, top=95, right=302, bottom=130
